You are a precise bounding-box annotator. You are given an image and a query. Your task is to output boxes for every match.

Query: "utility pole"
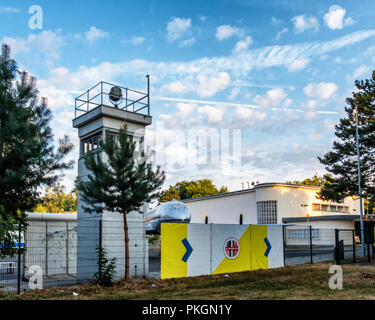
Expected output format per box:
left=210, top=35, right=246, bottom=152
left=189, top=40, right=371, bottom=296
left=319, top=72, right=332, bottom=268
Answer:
left=354, top=104, right=365, bottom=256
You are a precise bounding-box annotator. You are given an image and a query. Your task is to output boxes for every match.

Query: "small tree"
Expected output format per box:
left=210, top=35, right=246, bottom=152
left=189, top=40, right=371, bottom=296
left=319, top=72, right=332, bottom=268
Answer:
left=77, top=127, right=165, bottom=281
left=318, top=71, right=375, bottom=205
left=93, top=246, right=117, bottom=287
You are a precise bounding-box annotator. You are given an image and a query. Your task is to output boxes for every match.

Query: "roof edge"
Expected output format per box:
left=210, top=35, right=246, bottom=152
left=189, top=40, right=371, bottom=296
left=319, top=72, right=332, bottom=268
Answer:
left=181, top=182, right=321, bottom=203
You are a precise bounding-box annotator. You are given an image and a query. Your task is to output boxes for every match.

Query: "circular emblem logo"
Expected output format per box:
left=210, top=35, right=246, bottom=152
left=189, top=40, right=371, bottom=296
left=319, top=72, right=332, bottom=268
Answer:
left=223, top=237, right=240, bottom=259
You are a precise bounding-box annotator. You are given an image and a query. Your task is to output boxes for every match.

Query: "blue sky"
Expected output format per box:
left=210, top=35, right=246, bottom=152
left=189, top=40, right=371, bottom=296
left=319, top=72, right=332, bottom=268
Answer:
left=1, top=0, right=375, bottom=192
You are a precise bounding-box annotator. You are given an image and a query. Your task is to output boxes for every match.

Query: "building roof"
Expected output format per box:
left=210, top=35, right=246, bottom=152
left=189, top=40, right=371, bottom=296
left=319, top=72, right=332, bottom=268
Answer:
left=282, top=215, right=369, bottom=223
left=181, top=182, right=321, bottom=203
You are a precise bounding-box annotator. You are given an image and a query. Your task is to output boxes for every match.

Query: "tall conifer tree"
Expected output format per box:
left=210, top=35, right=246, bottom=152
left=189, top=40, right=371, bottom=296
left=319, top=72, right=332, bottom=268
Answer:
left=318, top=71, right=375, bottom=206
left=77, top=127, right=165, bottom=282
left=0, top=44, right=74, bottom=252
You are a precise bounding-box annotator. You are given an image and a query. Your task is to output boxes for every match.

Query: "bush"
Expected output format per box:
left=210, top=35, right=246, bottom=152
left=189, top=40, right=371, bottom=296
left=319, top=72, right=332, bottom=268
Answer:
left=93, top=246, right=117, bottom=287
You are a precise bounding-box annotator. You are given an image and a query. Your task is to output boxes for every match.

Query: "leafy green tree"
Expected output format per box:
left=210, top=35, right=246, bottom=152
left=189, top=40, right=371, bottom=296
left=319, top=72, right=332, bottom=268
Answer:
left=287, top=174, right=331, bottom=187
left=318, top=71, right=375, bottom=207
left=159, top=179, right=229, bottom=202
left=77, top=127, right=165, bottom=282
left=33, top=185, right=77, bottom=213
left=0, top=44, right=74, bottom=252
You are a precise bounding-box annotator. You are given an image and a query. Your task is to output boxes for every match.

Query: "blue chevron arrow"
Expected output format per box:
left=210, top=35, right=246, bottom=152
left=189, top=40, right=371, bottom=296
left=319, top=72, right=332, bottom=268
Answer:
left=181, top=238, right=193, bottom=262
left=264, top=237, right=272, bottom=257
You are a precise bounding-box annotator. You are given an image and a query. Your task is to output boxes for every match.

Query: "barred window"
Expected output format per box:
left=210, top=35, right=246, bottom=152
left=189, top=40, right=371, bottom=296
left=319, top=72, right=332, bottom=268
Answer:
left=81, top=132, right=102, bottom=155
left=256, top=201, right=277, bottom=224
left=287, top=229, right=320, bottom=239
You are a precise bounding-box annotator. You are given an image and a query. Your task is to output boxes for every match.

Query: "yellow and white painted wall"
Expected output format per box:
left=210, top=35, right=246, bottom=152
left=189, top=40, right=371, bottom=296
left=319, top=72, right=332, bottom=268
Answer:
left=161, top=223, right=284, bottom=279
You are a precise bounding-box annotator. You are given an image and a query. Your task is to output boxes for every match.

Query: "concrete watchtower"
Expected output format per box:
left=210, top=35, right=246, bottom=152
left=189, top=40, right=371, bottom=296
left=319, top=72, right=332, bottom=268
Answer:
left=72, top=77, right=151, bottom=281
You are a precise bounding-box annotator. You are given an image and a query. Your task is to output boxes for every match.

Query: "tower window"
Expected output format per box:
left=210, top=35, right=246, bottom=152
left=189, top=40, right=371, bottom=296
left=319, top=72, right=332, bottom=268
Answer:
left=81, top=132, right=102, bottom=155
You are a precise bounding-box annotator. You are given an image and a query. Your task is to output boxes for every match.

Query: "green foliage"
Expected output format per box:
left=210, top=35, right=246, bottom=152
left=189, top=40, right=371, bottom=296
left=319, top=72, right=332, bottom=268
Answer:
left=77, top=126, right=165, bottom=281
left=0, top=217, right=18, bottom=257
left=77, top=127, right=165, bottom=214
left=318, top=71, right=375, bottom=206
left=0, top=44, right=74, bottom=225
left=93, top=246, right=117, bottom=287
left=148, top=234, right=159, bottom=244
left=287, top=174, right=331, bottom=187
left=33, top=185, right=77, bottom=213
left=159, top=179, right=229, bottom=202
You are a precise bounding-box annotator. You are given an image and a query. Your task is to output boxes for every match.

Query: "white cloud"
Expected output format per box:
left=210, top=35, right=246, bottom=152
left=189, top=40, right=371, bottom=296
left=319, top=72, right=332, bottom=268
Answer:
left=253, top=88, right=287, bottom=108
left=286, top=58, right=310, bottom=71
left=235, top=107, right=267, bottom=124
left=303, top=82, right=338, bottom=100
left=34, top=29, right=375, bottom=92
left=167, top=17, right=191, bottom=41
left=198, top=105, right=225, bottom=123
left=228, top=87, right=240, bottom=100
left=131, top=36, right=145, bottom=45
left=232, top=36, right=253, bottom=53
left=85, top=26, right=109, bottom=44
left=0, top=7, right=20, bottom=13
left=176, top=102, right=196, bottom=117
left=291, top=15, right=319, bottom=33
left=271, top=17, right=282, bottom=25
left=215, top=25, right=244, bottom=41
left=283, top=98, right=293, bottom=107
left=196, top=72, right=230, bottom=97
left=275, top=28, right=288, bottom=40
left=180, top=37, right=195, bottom=47
left=2, top=30, right=63, bottom=60
left=163, top=81, right=187, bottom=93
left=324, top=5, right=355, bottom=30
left=346, top=65, right=372, bottom=82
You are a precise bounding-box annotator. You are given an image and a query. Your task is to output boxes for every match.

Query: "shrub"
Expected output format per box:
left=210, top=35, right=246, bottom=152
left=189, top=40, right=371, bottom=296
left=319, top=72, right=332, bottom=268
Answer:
left=93, top=246, right=117, bottom=287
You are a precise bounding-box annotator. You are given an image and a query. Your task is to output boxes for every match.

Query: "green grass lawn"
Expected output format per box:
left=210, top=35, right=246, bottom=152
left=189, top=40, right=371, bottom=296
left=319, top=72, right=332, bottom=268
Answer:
left=2, top=263, right=375, bottom=300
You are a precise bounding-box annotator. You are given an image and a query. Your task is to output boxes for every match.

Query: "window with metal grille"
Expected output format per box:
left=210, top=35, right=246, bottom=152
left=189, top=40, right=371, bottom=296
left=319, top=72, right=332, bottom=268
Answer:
left=287, top=229, right=320, bottom=239
left=81, top=132, right=102, bottom=155
left=256, top=201, right=277, bottom=224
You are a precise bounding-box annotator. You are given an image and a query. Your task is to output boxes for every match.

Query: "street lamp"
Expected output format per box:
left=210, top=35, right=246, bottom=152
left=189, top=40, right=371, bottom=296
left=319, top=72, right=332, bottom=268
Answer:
left=354, top=104, right=365, bottom=256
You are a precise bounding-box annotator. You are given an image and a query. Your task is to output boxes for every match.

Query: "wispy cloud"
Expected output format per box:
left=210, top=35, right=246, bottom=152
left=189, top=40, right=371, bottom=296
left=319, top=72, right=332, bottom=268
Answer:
left=291, top=15, right=319, bottom=33
left=0, top=7, right=20, bottom=14
left=84, top=26, right=109, bottom=44
left=167, top=17, right=191, bottom=41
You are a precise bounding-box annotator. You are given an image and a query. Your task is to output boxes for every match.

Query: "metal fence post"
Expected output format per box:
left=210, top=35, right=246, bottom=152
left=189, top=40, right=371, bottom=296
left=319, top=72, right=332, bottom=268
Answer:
left=335, top=229, right=340, bottom=265
left=367, top=228, right=371, bottom=263
left=45, top=221, right=48, bottom=276
left=66, top=222, right=69, bottom=275
left=352, top=230, right=356, bottom=263
left=98, top=219, right=102, bottom=278
left=309, top=225, right=313, bottom=264
left=282, top=225, right=286, bottom=266
left=17, top=222, right=21, bottom=294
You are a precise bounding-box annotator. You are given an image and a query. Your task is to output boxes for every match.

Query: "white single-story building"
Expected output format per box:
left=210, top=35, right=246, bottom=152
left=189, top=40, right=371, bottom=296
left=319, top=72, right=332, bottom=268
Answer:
left=182, top=183, right=372, bottom=235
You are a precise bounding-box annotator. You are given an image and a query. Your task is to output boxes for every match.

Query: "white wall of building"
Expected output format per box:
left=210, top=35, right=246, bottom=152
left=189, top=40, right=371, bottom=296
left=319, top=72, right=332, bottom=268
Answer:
left=183, top=183, right=361, bottom=231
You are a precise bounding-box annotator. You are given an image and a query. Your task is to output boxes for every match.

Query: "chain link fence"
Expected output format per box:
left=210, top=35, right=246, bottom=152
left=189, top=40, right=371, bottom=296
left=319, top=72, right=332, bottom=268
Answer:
left=0, top=212, right=148, bottom=295
left=284, top=225, right=374, bottom=265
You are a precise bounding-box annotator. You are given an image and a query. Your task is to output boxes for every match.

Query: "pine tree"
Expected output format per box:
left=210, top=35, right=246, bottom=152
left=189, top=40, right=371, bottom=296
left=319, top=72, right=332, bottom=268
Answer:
left=0, top=44, right=74, bottom=248
left=77, top=127, right=165, bottom=282
left=318, top=71, right=375, bottom=206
